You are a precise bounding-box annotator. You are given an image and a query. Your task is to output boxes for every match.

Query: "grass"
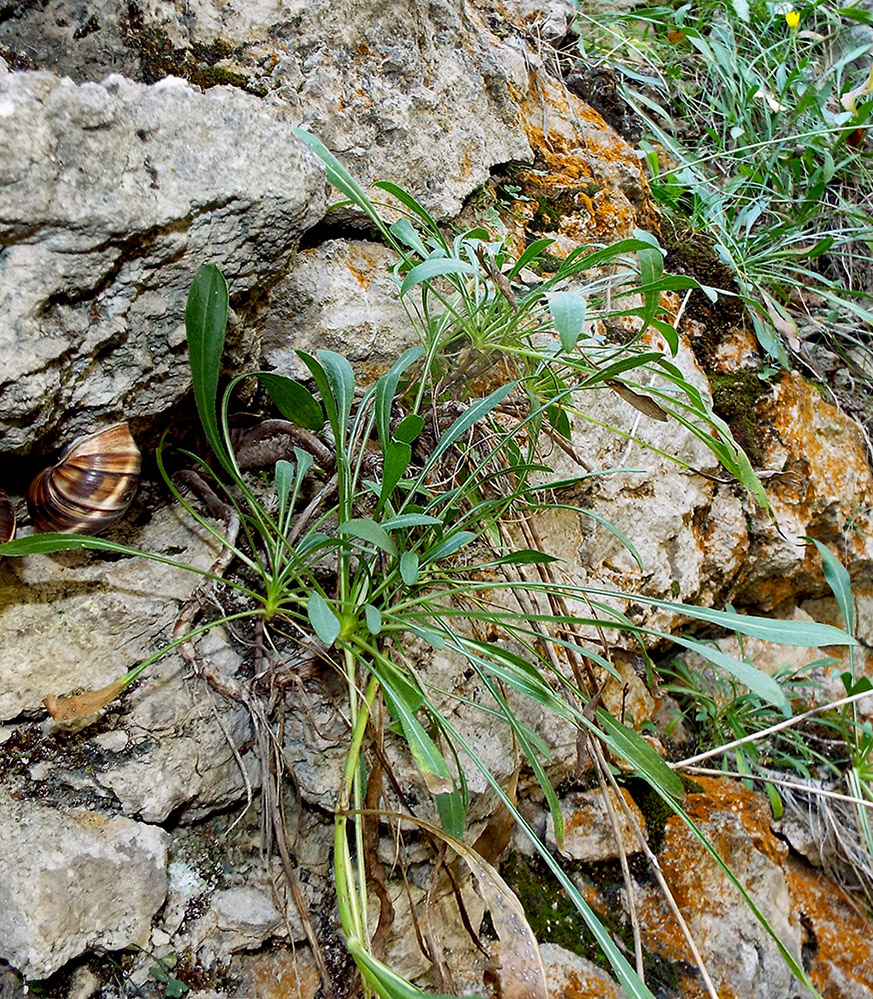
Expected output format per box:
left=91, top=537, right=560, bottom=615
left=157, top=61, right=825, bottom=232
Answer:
left=569, top=0, right=873, bottom=368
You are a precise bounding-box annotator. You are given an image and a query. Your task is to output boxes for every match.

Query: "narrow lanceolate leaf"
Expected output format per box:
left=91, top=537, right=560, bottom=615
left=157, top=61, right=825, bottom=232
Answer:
left=394, top=413, right=425, bottom=444
left=810, top=539, right=854, bottom=636
left=548, top=290, right=587, bottom=352
left=256, top=373, right=324, bottom=431
left=380, top=514, right=441, bottom=530
left=399, top=257, right=479, bottom=297
left=589, top=590, right=856, bottom=647
left=424, top=531, right=477, bottom=564
left=308, top=592, right=341, bottom=646
left=596, top=710, right=685, bottom=799
left=185, top=264, right=230, bottom=467
left=373, top=668, right=453, bottom=795
left=378, top=441, right=412, bottom=513
left=668, top=633, right=789, bottom=710
left=487, top=550, right=561, bottom=566
left=632, top=229, right=667, bottom=344
left=375, top=346, right=424, bottom=447
left=338, top=518, right=398, bottom=556
left=317, top=350, right=356, bottom=436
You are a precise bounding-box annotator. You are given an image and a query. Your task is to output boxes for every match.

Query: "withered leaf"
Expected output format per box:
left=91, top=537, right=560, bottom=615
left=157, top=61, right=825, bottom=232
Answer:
left=606, top=380, right=669, bottom=422
left=44, top=677, right=127, bottom=721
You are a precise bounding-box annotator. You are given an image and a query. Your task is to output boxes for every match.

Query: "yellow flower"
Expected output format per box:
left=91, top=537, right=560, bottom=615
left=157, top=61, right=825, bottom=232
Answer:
left=785, top=10, right=800, bottom=27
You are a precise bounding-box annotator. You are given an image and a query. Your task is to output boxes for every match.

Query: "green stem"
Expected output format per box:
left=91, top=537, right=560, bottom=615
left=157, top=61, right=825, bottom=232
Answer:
left=334, top=667, right=380, bottom=954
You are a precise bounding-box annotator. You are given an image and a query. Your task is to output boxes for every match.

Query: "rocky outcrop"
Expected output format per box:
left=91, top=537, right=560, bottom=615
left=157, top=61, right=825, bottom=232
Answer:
left=2, top=0, right=873, bottom=994
left=0, top=70, right=326, bottom=453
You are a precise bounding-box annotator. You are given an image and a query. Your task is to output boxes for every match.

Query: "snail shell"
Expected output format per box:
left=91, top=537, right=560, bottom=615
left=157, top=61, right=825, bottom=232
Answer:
left=27, top=423, right=142, bottom=535
left=0, top=485, right=15, bottom=544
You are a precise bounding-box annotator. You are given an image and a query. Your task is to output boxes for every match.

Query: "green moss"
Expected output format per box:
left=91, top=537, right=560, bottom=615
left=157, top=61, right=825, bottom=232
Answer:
left=121, top=4, right=267, bottom=96
left=499, top=852, right=685, bottom=992
left=709, top=370, right=771, bottom=467
left=623, top=777, right=677, bottom=854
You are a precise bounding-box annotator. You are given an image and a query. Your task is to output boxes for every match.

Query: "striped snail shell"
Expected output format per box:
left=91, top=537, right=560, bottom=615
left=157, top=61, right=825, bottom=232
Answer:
left=27, top=423, right=142, bottom=535
left=0, top=485, right=15, bottom=544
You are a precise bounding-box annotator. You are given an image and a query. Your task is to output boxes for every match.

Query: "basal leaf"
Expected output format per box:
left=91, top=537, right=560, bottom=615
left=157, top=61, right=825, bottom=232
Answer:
left=394, top=413, right=425, bottom=444
left=548, top=291, right=587, bottom=351
left=375, top=346, right=424, bottom=447
left=381, top=514, right=441, bottom=530
left=185, top=264, right=230, bottom=468
left=400, top=551, right=420, bottom=585
left=424, top=531, right=477, bottom=563
left=399, top=257, right=479, bottom=297
left=365, top=603, right=383, bottom=635
left=597, top=710, right=685, bottom=799
left=810, top=539, right=854, bottom=636
left=378, top=441, right=412, bottom=513
left=308, top=592, right=340, bottom=645
left=338, top=518, right=398, bottom=556
left=256, top=372, right=324, bottom=431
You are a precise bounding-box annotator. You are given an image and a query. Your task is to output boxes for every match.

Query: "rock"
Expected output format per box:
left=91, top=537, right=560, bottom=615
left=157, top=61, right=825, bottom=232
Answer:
left=0, top=796, right=168, bottom=979
left=0, top=0, right=532, bottom=220
left=0, top=71, right=326, bottom=452
left=0, top=503, right=224, bottom=721
left=737, top=372, right=873, bottom=608
left=547, top=787, right=646, bottom=863
left=262, top=240, right=419, bottom=383
left=636, top=777, right=806, bottom=999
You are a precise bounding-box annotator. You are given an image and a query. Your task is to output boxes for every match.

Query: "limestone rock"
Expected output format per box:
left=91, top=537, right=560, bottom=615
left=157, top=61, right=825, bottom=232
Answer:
left=262, top=240, right=419, bottom=383
left=0, top=504, right=223, bottom=721
left=547, top=787, right=646, bottom=863
left=0, top=0, right=533, bottom=220
left=637, top=777, right=805, bottom=999
left=0, top=796, right=168, bottom=978
left=0, top=71, right=326, bottom=452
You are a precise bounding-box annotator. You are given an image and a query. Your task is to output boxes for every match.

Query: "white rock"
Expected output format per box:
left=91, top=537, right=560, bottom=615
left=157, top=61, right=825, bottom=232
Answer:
left=0, top=797, right=169, bottom=978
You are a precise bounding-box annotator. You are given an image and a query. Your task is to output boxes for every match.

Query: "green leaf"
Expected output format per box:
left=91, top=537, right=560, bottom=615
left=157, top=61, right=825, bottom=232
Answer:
left=378, top=441, right=412, bottom=513
left=375, top=346, right=424, bottom=447
left=256, top=372, right=324, bottom=431
left=424, top=531, right=476, bottom=563
left=308, top=592, right=340, bottom=646
left=809, top=539, right=854, bottom=637
left=488, top=550, right=562, bottom=566
left=347, top=940, right=481, bottom=999
left=668, top=633, right=789, bottom=710
left=601, top=592, right=856, bottom=647
left=372, top=663, right=453, bottom=795
left=632, top=229, right=666, bottom=343
left=381, top=514, right=441, bottom=530
left=436, top=787, right=467, bottom=841
left=548, top=291, right=587, bottom=351
left=389, top=218, right=429, bottom=258
left=596, top=710, right=685, bottom=799
left=375, top=180, right=442, bottom=236
left=394, top=413, right=425, bottom=444
left=400, top=551, right=420, bottom=585
left=318, top=350, right=355, bottom=436
left=399, top=257, right=479, bottom=297
left=506, top=237, right=556, bottom=278
left=365, top=604, right=383, bottom=635
left=275, top=460, right=294, bottom=526
left=185, top=264, right=230, bottom=469
left=338, top=518, right=398, bottom=556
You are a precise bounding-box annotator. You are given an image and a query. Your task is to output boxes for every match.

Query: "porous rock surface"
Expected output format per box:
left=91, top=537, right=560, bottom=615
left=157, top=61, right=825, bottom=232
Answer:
left=0, top=795, right=168, bottom=978
left=0, top=69, right=326, bottom=453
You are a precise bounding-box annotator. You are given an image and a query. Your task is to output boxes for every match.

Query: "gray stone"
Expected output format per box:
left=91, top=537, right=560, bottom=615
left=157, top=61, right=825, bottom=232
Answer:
left=0, top=797, right=168, bottom=978
left=0, top=71, right=326, bottom=452
left=262, top=240, right=420, bottom=383
left=547, top=788, right=646, bottom=863
left=0, top=0, right=532, bottom=221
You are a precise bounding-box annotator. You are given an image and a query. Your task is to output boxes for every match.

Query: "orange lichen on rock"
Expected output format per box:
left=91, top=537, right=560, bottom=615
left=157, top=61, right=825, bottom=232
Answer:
left=783, top=854, right=873, bottom=998
left=509, top=72, right=656, bottom=247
